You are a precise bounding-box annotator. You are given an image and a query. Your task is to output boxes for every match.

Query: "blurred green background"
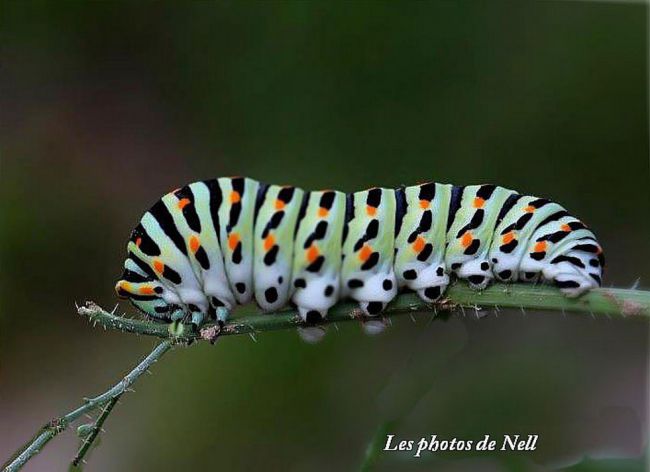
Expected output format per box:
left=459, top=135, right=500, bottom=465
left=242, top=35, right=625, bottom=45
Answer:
left=1, top=1, right=648, bottom=471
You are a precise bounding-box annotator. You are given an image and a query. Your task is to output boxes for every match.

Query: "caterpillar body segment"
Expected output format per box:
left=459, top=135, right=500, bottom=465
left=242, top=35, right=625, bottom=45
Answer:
left=291, top=190, right=346, bottom=323
left=115, top=178, right=604, bottom=326
left=445, top=185, right=516, bottom=291
left=488, top=195, right=565, bottom=283
left=254, top=184, right=305, bottom=312
left=214, top=177, right=258, bottom=308
left=393, top=183, right=451, bottom=303
left=340, top=188, right=398, bottom=316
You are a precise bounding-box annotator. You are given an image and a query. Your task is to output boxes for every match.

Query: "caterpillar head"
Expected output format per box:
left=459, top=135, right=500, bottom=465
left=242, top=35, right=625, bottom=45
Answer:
left=114, top=256, right=184, bottom=321
left=359, top=300, right=387, bottom=316
left=114, top=278, right=175, bottom=321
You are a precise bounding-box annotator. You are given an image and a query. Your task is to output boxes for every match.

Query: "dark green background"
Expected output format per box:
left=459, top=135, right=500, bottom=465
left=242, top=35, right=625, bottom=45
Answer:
left=1, top=2, right=648, bottom=471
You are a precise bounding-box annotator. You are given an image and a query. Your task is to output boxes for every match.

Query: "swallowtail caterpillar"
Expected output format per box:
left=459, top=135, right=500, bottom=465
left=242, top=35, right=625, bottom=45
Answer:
left=115, top=178, right=604, bottom=328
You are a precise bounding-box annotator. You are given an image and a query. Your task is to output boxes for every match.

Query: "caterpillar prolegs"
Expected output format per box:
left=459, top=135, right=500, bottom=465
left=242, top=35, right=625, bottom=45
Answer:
left=115, top=178, right=605, bottom=326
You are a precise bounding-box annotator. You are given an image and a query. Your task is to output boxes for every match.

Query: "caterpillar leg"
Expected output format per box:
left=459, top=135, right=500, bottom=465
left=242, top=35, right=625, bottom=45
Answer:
left=456, top=258, right=493, bottom=290
left=206, top=295, right=233, bottom=325
left=359, top=300, right=388, bottom=316
left=173, top=289, right=211, bottom=328
left=417, top=285, right=445, bottom=302
left=349, top=271, right=398, bottom=316
left=298, top=307, right=328, bottom=324
left=407, top=263, right=449, bottom=303
left=170, top=307, right=186, bottom=321
left=293, top=273, right=340, bottom=323
left=296, top=305, right=328, bottom=344
left=190, top=310, right=205, bottom=326
left=215, top=306, right=230, bottom=324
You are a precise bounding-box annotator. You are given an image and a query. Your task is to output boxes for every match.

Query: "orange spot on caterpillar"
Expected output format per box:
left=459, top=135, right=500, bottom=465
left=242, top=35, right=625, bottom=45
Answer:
left=419, top=200, right=430, bottom=209
left=264, top=234, right=276, bottom=251
left=561, top=224, right=571, bottom=232
left=596, top=246, right=603, bottom=254
left=228, top=233, right=240, bottom=250
left=177, top=198, right=191, bottom=210
left=306, top=244, right=319, bottom=263
left=359, top=244, right=372, bottom=262
left=502, top=231, right=516, bottom=244
left=318, top=207, right=329, bottom=218
left=366, top=205, right=377, bottom=216
left=461, top=232, right=473, bottom=248
left=135, top=237, right=142, bottom=247
left=189, top=235, right=200, bottom=253
left=139, top=286, right=156, bottom=295
left=230, top=191, right=241, bottom=204
left=534, top=241, right=547, bottom=253
left=153, top=260, right=165, bottom=273
left=412, top=236, right=425, bottom=253
left=473, top=197, right=485, bottom=208
left=275, top=199, right=285, bottom=210
left=524, top=205, right=535, bottom=213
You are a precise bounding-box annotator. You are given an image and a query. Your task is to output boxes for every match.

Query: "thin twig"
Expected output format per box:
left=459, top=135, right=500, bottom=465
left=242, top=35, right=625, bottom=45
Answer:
left=2, top=341, right=173, bottom=472
left=71, top=394, right=122, bottom=467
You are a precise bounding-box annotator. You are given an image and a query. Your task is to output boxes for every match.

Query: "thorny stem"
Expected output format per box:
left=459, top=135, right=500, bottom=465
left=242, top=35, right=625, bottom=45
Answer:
left=71, top=394, right=122, bottom=468
left=79, top=282, right=650, bottom=343
left=3, top=282, right=650, bottom=472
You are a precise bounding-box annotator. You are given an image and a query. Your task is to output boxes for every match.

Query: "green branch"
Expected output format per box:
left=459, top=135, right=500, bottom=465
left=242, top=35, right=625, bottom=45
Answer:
left=71, top=394, right=122, bottom=468
left=4, top=282, right=650, bottom=472
left=78, top=282, right=650, bottom=343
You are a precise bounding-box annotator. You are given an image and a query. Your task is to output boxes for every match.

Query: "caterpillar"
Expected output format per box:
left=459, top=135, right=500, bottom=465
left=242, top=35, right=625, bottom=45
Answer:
left=115, top=177, right=605, bottom=327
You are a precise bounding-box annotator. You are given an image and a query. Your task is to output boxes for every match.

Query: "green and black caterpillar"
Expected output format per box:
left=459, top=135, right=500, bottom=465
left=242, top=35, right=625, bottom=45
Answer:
left=116, top=177, right=605, bottom=326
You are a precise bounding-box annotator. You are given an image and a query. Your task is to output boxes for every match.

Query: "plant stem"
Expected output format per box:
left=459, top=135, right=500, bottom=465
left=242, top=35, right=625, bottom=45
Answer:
left=71, top=394, right=122, bottom=468
left=79, top=282, right=650, bottom=342
left=2, top=341, right=173, bottom=472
